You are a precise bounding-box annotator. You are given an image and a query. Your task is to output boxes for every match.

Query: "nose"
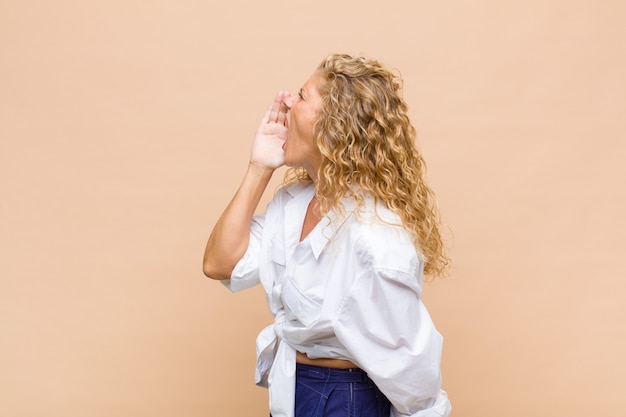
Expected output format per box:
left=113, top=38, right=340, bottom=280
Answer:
left=283, top=94, right=295, bottom=109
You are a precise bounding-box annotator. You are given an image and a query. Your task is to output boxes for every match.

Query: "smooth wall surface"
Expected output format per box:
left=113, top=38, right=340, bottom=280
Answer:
left=2, top=1, right=625, bottom=416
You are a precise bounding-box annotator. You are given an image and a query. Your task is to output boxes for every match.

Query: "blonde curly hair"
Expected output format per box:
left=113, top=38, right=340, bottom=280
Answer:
left=285, top=54, right=449, bottom=277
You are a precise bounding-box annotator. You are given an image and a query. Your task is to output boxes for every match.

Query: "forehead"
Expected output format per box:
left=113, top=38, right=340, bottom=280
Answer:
left=302, top=71, right=324, bottom=95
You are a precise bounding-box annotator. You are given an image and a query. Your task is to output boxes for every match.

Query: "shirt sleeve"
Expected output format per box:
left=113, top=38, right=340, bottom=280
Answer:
left=333, top=265, right=450, bottom=416
left=220, top=213, right=265, bottom=293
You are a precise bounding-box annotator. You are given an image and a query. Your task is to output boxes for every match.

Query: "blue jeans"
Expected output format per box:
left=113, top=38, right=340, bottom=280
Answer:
left=292, top=363, right=391, bottom=417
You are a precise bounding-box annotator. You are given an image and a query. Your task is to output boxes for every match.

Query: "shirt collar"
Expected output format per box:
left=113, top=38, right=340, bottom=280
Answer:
left=308, top=198, right=358, bottom=259
left=283, top=181, right=361, bottom=260
left=284, top=180, right=313, bottom=198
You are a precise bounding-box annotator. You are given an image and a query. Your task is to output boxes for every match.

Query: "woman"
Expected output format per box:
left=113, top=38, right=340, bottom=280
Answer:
left=203, top=54, right=451, bottom=417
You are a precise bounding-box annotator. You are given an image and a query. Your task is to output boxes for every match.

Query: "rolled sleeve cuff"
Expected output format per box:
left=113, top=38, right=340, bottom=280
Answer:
left=391, top=390, right=451, bottom=417
left=221, top=240, right=261, bottom=293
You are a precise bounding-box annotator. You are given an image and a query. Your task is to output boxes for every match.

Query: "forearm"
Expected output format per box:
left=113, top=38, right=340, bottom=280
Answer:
left=203, top=90, right=289, bottom=279
left=203, top=163, right=274, bottom=279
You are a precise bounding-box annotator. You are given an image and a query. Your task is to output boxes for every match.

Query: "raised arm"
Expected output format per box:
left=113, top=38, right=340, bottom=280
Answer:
left=203, top=91, right=290, bottom=280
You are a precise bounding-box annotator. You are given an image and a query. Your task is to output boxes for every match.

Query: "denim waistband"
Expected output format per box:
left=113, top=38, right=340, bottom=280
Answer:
left=296, top=362, right=369, bottom=383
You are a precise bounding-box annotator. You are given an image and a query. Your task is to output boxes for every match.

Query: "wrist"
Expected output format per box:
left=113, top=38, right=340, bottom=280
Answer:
left=247, top=162, right=275, bottom=178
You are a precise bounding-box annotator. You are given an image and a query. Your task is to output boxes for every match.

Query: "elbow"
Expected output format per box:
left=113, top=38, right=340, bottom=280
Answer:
left=202, top=262, right=216, bottom=279
left=203, top=242, right=244, bottom=280
left=202, top=257, right=233, bottom=280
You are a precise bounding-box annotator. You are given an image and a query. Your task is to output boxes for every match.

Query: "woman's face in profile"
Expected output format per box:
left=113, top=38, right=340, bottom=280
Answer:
left=282, top=72, right=324, bottom=177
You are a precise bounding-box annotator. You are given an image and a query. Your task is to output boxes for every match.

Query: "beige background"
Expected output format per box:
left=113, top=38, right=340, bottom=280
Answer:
left=1, top=1, right=625, bottom=416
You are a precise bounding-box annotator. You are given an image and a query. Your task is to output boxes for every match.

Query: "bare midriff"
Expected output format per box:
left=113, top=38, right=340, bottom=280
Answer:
left=296, top=351, right=358, bottom=369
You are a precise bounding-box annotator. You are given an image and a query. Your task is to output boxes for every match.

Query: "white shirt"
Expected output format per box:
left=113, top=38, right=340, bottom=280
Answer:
left=223, top=181, right=451, bottom=417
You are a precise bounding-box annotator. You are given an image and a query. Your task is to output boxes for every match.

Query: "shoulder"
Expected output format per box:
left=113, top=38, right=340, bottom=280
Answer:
left=348, top=199, right=423, bottom=277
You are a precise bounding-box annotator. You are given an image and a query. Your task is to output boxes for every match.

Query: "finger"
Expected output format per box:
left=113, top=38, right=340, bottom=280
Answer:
left=260, top=101, right=274, bottom=124
left=277, top=101, right=287, bottom=125
left=279, top=91, right=291, bottom=126
left=267, top=91, right=284, bottom=124
left=261, top=93, right=282, bottom=124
